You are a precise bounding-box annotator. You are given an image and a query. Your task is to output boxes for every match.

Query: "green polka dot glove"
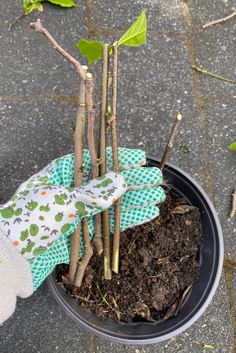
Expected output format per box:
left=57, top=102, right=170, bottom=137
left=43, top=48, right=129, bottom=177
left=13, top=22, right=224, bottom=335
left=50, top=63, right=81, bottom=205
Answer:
left=0, top=148, right=165, bottom=291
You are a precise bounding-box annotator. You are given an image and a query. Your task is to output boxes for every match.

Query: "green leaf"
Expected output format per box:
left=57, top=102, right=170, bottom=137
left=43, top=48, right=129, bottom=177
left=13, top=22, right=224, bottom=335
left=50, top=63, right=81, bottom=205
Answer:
left=55, top=212, right=64, bottom=222
left=30, top=224, right=39, bottom=237
left=118, top=10, right=147, bottom=47
left=40, top=236, right=49, bottom=240
left=61, top=223, right=71, bottom=234
left=228, top=140, right=236, bottom=151
left=33, top=246, right=47, bottom=257
left=25, top=240, right=35, bottom=253
left=75, top=201, right=86, bottom=216
left=26, top=201, right=38, bottom=211
left=0, top=207, right=14, bottom=219
left=40, top=205, right=50, bottom=212
left=23, top=0, right=75, bottom=14
left=96, top=175, right=106, bottom=181
left=95, top=178, right=113, bottom=188
left=180, top=145, right=190, bottom=154
left=20, top=229, right=29, bottom=241
left=54, top=194, right=66, bottom=205
left=23, top=0, right=42, bottom=14
left=76, top=39, right=103, bottom=64
left=21, top=190, right=30, bottom=197
left=14, top=208, right=23, bottom=216
left=45, top=0, right=76, bottom=7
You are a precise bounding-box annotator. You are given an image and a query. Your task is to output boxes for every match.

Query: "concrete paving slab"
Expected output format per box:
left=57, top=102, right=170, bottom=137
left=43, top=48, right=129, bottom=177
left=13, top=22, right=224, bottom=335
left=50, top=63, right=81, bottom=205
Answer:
left=156, top=0, right=186, bottom=33
left=188, top=1, right=236, bottom=97
left=93, top=0, right=158, bottom=32
left=188, top=0, right=236, bottom=26
left=0, top=98, right=75, bottom=203
left=0, top=0, right=88, bottom=96
left=0, top=283, right=93, bottom=353
left=92, top=0, right=185, bottom=33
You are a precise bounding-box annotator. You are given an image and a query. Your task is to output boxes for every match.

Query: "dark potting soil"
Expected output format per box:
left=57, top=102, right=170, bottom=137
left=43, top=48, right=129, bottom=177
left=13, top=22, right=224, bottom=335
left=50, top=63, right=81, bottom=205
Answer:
left=57, top=190, right=203, bottom=323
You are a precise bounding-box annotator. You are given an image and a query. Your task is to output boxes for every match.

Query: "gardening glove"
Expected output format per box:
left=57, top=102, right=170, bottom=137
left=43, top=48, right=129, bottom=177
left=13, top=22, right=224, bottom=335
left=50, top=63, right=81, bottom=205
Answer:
left=0, top=147, right=165, bottom=324
left=30, top=147, right=165, bottom=289
left=0, top=169, right=126, bottom=325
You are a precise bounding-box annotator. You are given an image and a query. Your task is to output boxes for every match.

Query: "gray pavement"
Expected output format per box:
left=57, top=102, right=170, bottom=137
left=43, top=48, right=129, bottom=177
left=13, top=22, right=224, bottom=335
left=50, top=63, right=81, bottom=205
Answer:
left=0, top=0, right=235, bottom=352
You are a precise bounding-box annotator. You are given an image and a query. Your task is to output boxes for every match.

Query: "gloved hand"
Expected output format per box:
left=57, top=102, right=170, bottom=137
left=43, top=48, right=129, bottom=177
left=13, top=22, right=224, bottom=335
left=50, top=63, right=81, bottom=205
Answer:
left=29, top=147, right=165, bottom=289
left=0, top=147, right=165, bottom=323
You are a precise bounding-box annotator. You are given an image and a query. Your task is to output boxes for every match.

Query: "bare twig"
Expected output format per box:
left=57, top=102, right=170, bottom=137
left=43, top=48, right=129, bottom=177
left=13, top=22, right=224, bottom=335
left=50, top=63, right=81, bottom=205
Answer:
left=30, top=19, right=86, bottom=80
left=74, top=218, right=93, bottom=287
left=74, top=71, right=99, bottom=287
left=72, top=295, right=95, bottom=304
left=100, top=49, right=113, bottom=272
left=85, top=73, right=98, bottom=178
left=69, top=66, right=87, bottom=283
left=159, top=112, right=182, bottom=171
left=164, top=300, right=178, bottom=320
left=95, top=44, right=110, bottom=256
left=86, top=72, right=102, bottom=256
left=174, top=285, right=192, bottom=316
left=9, top=12, right=25, bottom=31
left=93, top=213, right=103, bottom=255
left=202, top=10, right=236, bottom=29
left=30, top=20, right=96, bottom=287
left=229, top=189, right=236, bottom=219
left=69, top=227, right=81, bottom=282
left=111, top=42, right=121, bottom=275
left=111, top=296, right=121, bottom=321
left=74, top=66, right=88, bottom=186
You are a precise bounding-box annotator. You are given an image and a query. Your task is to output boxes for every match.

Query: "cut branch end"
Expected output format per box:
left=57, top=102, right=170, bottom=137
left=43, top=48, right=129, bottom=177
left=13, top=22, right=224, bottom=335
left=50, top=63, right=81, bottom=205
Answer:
left=229, top=189, right=236, bottom=219
left=159, top=112, right=182, bottom=171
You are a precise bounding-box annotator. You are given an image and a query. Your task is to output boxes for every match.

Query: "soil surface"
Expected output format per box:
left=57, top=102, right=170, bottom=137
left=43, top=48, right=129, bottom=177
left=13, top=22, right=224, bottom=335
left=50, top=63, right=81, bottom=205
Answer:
left=57, top=190, right=203, bottom=323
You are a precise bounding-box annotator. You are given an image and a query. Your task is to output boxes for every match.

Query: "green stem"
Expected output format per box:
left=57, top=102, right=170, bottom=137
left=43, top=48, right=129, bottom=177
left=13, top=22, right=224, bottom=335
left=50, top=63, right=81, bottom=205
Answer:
left=191, top=65, right=236, bottom=84
left=96, top=283, right=115, bottom=311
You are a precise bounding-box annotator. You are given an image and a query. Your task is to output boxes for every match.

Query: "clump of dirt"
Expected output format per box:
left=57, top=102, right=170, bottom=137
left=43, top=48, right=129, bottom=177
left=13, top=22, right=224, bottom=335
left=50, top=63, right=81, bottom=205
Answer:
left=57, top=190, right=203, bottom=323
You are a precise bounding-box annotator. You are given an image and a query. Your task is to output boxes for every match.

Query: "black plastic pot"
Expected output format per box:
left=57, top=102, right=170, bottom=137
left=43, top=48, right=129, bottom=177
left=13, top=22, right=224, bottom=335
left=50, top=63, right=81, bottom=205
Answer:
left=47, top=158, right=223, bottom=345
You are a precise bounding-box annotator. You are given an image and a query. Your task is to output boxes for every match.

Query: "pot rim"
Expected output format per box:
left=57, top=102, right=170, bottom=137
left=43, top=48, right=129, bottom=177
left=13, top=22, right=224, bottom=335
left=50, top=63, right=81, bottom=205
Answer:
left=47, top=159, right=224, bottom=345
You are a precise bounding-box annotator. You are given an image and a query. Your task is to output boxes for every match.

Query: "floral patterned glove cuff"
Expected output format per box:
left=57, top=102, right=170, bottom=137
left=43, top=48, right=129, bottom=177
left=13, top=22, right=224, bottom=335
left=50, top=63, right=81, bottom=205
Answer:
left=0, top=172, right=127, bottom=260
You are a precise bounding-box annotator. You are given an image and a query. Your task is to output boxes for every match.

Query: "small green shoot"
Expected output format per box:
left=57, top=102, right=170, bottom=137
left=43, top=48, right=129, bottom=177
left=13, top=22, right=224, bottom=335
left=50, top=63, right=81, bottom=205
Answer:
left=10, top=0, right=76, bottom=30
left=23, top=0, right=76, bottom=15
left=180, top=145, right=189, bottom=153
left=96, top=283, right=114, bottom=311
left=203, top=343, right=214, bottom=349
left=77, top=10, right=147, bottom=64
left=228, top=140, right=236, bottom=151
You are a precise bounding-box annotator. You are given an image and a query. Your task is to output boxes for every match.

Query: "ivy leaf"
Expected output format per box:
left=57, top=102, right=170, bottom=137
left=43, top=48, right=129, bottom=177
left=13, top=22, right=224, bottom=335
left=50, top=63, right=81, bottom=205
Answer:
left=228, top=140, right=236, bottom=151
left=45, top=0, right=76, bottom=7
left=118, top=10, right=147, bottom=47
left=76, top=39, right=103, bottom=64
left=23, top=0, right=42, bottom=14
